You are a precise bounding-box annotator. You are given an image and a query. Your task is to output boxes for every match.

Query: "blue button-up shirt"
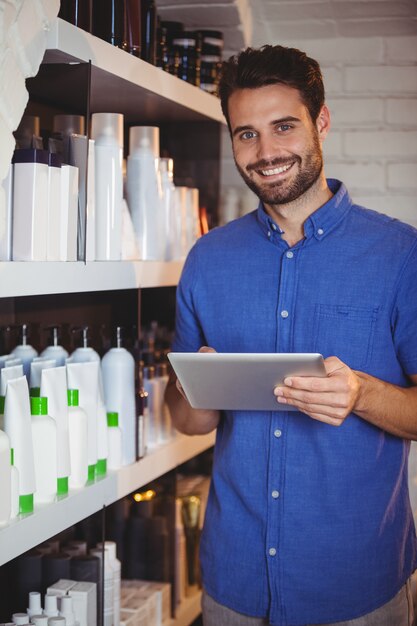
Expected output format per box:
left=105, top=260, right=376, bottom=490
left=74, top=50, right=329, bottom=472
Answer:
left=172, top=180, right=417, bottom=625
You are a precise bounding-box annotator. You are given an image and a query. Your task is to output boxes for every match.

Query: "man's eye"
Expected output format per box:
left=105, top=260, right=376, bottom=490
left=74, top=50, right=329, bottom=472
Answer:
left=277, top=124, right=292, bottom=132
left=241, top=131, right=256, bottom=140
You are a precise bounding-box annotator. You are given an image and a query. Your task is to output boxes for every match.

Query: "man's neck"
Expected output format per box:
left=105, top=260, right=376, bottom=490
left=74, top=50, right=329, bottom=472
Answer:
left=263, top=176, right=333, bottom=247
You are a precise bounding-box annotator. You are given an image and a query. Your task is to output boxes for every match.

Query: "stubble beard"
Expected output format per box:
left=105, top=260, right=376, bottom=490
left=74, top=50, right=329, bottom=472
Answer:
left=235, top=131, right=323, bottom=207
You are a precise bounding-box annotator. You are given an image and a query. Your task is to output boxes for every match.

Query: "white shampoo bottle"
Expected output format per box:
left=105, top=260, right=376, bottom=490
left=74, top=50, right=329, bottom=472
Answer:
left=91, top=113, right=123, bottom=261
left=30, top=396, right=58, bottom=504
left=101, top=327, right=136, bottom=466
left=67, top=389, right=88, bottom=489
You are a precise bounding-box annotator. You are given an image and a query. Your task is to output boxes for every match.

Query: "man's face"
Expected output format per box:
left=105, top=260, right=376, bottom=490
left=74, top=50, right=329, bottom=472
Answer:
left=229, top=84, right=329, bottom=206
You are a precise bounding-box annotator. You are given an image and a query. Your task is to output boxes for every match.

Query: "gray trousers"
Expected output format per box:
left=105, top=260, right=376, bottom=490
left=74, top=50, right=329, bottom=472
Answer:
left=202, top=580, right=414, bottom=626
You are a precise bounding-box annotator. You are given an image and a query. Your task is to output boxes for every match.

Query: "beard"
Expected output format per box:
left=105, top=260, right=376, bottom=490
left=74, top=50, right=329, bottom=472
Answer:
left=235, top=130, right=323, bottom=206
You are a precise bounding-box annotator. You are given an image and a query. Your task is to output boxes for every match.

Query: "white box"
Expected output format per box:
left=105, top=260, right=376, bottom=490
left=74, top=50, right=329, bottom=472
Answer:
left=47, top=579, right=77, bottom=596
left=60, top=164, right=79, bottom=261
left=69, top=581, right=97, bottom=626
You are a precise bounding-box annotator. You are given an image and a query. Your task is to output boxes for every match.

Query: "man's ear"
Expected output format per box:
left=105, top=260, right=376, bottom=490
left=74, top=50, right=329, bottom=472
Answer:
left=316, top=105, right=331, bottom=141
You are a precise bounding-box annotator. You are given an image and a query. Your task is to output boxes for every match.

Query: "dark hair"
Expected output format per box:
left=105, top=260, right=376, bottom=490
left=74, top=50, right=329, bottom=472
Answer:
left=218, top=45, right=325, bottom=129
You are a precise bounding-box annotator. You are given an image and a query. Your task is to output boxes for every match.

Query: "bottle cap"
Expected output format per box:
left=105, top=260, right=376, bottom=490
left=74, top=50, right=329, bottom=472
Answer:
left=59, top=596, right=75, bottom=623
left=12, top=614, right=29, bottom=625
left=10, top=448, right=14, bottom=466
left=67, top=389, right=79, bottom=407
left=30, top=387, right=41, bottom=398
left=91, top=112, right=123, bottom=148
left=19, top=493, right=34, bottom=514
left=30, top=396, right=48, bottom=415
left=0, top=395, right=4, bottom=414
left=53, top=114, right=85, bottom=137
left=96, top=458, right=107, bottom=476
left=107, top=412, right=119, bottom=427
left=28, top=591, right=42, bottom=615
left=47, top=618, right=65, bottom=626
left=30, top=616, right=48, bottom=626
left=129, top=126, right=160, bottom=158
left=57, top=476, right=69, bottom=496
left=43, top=595, right=58, bottom=617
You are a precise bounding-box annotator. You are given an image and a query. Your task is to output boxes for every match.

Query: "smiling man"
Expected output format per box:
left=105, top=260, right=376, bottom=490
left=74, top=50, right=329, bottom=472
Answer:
left=166, top=45, right=417, bottom=626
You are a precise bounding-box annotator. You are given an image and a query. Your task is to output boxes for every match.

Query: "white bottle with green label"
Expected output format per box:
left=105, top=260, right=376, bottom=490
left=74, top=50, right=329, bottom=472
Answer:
left=67, top=389, right=88, bottom=489
left=107, top=412, right=122, bottom=470
left=0, top=428, right=11, bottom=525
left=30, top=396, right=57, bottom=504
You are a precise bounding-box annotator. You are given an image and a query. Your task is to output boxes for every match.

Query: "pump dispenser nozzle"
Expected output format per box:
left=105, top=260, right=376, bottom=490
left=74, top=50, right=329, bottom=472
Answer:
left=116, top=326, right=122, bottom=349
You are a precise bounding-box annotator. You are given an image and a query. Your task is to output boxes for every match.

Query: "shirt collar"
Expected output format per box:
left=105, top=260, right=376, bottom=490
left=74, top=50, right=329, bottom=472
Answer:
left=256, top=179, right=353, bottom=243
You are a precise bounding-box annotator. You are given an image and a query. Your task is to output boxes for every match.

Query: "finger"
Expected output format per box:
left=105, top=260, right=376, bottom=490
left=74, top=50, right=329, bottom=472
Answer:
left=275, top=387, right=347, bottom=408
left=276, top=395, right=348, bottom=421
left=281, top=375, right=348, bottom=393
left=199, top=346, right=217, bottom=353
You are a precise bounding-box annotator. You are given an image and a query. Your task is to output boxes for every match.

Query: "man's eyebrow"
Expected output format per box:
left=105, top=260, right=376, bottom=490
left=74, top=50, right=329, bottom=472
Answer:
left=232, top=116, right=301, bottom=138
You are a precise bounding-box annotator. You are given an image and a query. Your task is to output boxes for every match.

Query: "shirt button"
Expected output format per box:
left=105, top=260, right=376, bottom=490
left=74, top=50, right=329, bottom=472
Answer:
left=286, top=251, right=294, bottom=259
left=272, top=490, right=280, bottom=499
left=317, top=228, right=324, bottom=235
left=271, top=223, right=277, bottom=231
left=274, top=429, right=282, bottom=438
left=269, top=548, right=277, bottom=557
left=280, top=310, right=289, bottom=318
left=267, top=231, right=271, bottom=238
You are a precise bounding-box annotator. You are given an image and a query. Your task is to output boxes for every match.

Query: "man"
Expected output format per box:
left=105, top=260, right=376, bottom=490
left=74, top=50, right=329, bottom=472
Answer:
left=166, top=45, right=417, bottom=625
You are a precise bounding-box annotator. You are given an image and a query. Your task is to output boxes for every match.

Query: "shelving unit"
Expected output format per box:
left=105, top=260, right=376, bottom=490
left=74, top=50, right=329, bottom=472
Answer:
left=0, top=260, right=184, bottom=297
left=0, top=17, right=222, bottom=626
left=0, top=432, right=215, bottom=567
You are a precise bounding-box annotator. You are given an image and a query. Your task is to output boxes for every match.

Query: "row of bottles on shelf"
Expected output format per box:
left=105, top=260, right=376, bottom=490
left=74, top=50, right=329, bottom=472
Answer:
left=0, top=113, right=205, bottom=263
left=58, top=0, right=224, bottom=94
left=0, top=321, right=175, bottom=524
left=0, top=473, right=211, bottom=625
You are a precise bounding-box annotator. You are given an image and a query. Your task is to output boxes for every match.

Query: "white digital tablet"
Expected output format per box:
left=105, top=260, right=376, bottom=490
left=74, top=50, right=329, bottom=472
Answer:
left=167, top=352, right=326, bottom=411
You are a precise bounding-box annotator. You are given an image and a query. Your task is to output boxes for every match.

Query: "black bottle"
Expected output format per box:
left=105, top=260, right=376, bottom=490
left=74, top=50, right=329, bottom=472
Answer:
left=92, top=0, right=127, bottom=50
left=125, top=0, right=142, bottom=57
left=58, top=0, right=92, bottom=32
left=140, top=0, right=157, bottom=64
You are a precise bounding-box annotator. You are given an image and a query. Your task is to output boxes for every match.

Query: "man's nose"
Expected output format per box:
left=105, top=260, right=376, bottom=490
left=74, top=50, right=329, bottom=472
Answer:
left=256, top=133, right=280, bottom=162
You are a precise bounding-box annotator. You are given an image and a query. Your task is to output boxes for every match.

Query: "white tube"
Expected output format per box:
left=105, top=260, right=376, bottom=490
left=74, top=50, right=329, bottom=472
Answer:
left=30, top=359, right=55, bottom=390
left=4, top=376, right=36, bottom=510
left=1, top=364, right=24, bottom=394
left=67, top=389, right=88, bottom=489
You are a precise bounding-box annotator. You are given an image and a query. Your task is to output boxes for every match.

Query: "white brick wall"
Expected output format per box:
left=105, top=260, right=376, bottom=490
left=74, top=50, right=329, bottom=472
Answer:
left=220, top=34, right=417, bottom=228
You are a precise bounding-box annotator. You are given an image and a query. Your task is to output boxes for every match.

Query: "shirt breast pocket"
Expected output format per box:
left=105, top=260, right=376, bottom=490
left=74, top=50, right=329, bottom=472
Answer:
left=314, top=304, right=378, bottom=370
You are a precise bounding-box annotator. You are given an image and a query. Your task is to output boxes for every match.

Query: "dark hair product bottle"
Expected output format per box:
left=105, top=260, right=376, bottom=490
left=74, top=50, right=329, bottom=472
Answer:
left=140, top=0, right=157, bottom=64
left=172, top=32, right=200, bottom=86
left=58, top=0, right=92, bottom=32
left=92, top=0, right=127, bottom=50
left=125, top=0, right=142, bottom=57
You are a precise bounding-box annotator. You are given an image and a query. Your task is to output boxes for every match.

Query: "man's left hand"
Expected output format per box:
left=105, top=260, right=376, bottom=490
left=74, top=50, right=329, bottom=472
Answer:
left=274, top=356, right=361, bottom=426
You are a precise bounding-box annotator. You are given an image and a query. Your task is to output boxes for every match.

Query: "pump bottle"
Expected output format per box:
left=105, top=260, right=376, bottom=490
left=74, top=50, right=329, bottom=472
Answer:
left=101, top=327, right=136, bottom=465
left=41, top=326, right=69, bottom=367
left=11, top=324, right=38, bottom=379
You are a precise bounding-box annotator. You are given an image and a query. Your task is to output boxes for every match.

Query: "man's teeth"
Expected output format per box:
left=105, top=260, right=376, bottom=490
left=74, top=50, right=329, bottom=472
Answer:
left=261, top=163, right=292, bottom=176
